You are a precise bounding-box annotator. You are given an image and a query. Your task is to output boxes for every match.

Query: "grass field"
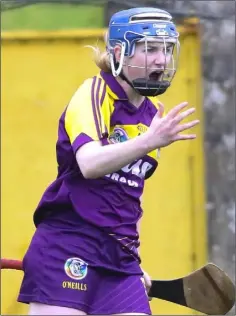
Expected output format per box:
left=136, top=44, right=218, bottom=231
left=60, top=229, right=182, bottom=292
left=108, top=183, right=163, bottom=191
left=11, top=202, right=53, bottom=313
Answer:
left=1, top=3, right=105, bottom=31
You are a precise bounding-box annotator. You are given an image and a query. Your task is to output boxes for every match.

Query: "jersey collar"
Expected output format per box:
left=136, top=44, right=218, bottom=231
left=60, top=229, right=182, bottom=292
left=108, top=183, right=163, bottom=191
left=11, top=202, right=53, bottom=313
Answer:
left=100, top=70, right=128, bottom=100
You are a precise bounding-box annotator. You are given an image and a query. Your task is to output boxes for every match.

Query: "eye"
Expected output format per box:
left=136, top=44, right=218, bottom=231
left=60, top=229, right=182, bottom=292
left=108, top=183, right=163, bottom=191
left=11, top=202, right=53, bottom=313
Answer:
left=166, top=46, right=173, bottom=54
left=146, top=47, right=156, bottom=52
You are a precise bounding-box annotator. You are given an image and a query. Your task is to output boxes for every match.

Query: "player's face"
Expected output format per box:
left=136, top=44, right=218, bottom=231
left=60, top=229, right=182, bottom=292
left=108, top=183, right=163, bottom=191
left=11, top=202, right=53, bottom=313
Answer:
left=123, top=41, right=173, bottom=82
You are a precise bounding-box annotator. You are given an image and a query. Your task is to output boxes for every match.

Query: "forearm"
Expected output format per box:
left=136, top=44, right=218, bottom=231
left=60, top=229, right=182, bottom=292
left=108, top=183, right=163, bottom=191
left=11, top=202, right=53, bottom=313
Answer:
left=76, top=133, right=152, bottom=179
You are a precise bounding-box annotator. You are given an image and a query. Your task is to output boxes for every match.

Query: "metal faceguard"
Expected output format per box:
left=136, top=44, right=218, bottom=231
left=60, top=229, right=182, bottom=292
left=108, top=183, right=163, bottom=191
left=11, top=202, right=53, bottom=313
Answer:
left=107, top=7, right=180, bottom=96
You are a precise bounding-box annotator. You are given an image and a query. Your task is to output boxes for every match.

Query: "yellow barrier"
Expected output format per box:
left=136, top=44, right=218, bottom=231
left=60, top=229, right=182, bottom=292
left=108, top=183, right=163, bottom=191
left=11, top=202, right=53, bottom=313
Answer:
left=1, top=26, right=207, bottom=315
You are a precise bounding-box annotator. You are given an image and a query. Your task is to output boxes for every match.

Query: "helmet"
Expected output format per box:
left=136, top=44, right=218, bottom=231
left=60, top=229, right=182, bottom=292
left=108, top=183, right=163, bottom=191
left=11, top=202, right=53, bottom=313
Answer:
left=107, top=7, right=180, bottom=96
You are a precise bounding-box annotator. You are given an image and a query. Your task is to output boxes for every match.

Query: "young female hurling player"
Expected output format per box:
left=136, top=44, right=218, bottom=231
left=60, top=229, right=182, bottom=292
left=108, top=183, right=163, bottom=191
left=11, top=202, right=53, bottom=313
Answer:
left=18, top=7, right=199, bottom=315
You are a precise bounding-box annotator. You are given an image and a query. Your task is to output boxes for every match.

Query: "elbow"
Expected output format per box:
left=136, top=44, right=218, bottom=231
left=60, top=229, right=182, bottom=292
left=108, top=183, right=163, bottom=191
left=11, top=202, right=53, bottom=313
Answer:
left=80, top=167, right=98, bottom=179
left=77, top=159, right=100, bottom=179
left=75, top=143, right=102, bottom=179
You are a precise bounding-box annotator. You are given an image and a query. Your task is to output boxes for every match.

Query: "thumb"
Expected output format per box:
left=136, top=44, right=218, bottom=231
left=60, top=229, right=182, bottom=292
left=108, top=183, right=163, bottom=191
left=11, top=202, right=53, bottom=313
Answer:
left=157, top=101, right=164, bottom=118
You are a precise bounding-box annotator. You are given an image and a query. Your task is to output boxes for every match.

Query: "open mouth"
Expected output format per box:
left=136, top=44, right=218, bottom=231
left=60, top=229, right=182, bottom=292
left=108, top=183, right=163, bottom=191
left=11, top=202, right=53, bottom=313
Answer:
left=148, top=71, right=163, bottom=81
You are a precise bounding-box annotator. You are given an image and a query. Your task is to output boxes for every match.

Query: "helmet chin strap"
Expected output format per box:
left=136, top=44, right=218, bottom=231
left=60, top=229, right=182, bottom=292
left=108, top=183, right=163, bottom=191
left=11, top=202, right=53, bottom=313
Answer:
left=119, top=70, right=170, bottom=97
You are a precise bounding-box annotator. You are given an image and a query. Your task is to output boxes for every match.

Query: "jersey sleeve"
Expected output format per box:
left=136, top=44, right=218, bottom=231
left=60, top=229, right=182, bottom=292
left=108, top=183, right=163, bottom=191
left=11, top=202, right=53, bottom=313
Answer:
left=65, top=76, right=109, bottom=154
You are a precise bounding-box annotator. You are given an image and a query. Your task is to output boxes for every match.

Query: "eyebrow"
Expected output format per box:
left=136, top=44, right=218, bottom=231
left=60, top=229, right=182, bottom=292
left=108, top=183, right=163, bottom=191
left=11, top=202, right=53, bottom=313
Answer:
left=147, top=43, right=173, bottom=48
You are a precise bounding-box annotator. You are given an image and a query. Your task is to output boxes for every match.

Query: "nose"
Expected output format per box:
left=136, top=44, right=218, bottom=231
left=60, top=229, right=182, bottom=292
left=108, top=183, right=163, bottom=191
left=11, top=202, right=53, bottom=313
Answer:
left=154, top=50, right=167, bottom=66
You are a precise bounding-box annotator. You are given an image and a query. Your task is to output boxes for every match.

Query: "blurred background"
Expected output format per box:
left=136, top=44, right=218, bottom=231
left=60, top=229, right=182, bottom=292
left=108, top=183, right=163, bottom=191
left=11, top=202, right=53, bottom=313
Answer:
left=1, top=0, right=235, bottom=315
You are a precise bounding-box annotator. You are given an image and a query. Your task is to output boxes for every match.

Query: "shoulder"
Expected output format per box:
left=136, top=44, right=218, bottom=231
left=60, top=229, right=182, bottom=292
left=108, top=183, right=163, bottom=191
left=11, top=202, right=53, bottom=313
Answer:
left=69, top=77, right=94, bottom=103
left=69, top=75, right=107, bottom=106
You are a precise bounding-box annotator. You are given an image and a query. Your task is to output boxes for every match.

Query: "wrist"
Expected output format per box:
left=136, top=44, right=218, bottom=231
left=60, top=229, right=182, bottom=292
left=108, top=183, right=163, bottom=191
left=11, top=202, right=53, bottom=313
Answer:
left=138, top=131, right=155, bottom=153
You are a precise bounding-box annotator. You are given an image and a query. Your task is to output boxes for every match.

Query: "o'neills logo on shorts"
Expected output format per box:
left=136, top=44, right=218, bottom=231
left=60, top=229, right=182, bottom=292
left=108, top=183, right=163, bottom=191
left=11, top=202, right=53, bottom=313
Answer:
left=64, top=257, right=88, bottom=280
left=62, top=281, right=87, bottom=291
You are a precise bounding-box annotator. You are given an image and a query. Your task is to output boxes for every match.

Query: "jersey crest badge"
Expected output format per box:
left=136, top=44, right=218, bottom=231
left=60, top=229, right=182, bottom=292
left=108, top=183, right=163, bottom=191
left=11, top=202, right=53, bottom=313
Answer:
left=108, top=127, right=129, bottom=144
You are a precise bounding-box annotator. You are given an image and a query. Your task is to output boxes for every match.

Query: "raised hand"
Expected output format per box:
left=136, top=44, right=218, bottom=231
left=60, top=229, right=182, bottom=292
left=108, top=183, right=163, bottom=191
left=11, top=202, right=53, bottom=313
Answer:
left=146, top=101, right=200, bottom=150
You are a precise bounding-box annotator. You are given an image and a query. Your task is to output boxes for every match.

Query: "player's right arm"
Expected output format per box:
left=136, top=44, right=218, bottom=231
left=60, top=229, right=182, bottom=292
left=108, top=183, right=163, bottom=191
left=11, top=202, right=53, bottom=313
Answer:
left=76, top=101, right=199, bottom=179
left=65, top=80, right=199, bottom=179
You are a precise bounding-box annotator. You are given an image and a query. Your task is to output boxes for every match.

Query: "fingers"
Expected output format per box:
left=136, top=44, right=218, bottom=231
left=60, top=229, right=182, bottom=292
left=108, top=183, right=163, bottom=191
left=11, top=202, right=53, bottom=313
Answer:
left=157, top=101, right=194, bottom=123
left=157, top=101, right=164, bottom=118
left=150, top=100, right=200, bottom=148
left=173, top=134, right=197, bottom=141
left=145, top=279, right=152, bottom=290
left=166, top=101, right=188, bottom=118
left=173, top=119, right=200, bottom=134
left=172, top=119, right=199, bottom=141
left=172, top=108, right=196, bottom=126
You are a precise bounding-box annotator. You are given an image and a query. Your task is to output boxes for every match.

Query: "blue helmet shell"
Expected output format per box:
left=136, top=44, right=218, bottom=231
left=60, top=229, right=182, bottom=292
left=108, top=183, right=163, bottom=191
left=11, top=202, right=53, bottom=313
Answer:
left=108, top=7, right=179, bottom=56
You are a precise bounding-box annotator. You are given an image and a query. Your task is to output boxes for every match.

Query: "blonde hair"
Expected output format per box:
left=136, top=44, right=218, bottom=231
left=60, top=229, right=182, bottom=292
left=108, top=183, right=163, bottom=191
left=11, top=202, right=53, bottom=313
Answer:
left=85, top=31, right=112, bottom=73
